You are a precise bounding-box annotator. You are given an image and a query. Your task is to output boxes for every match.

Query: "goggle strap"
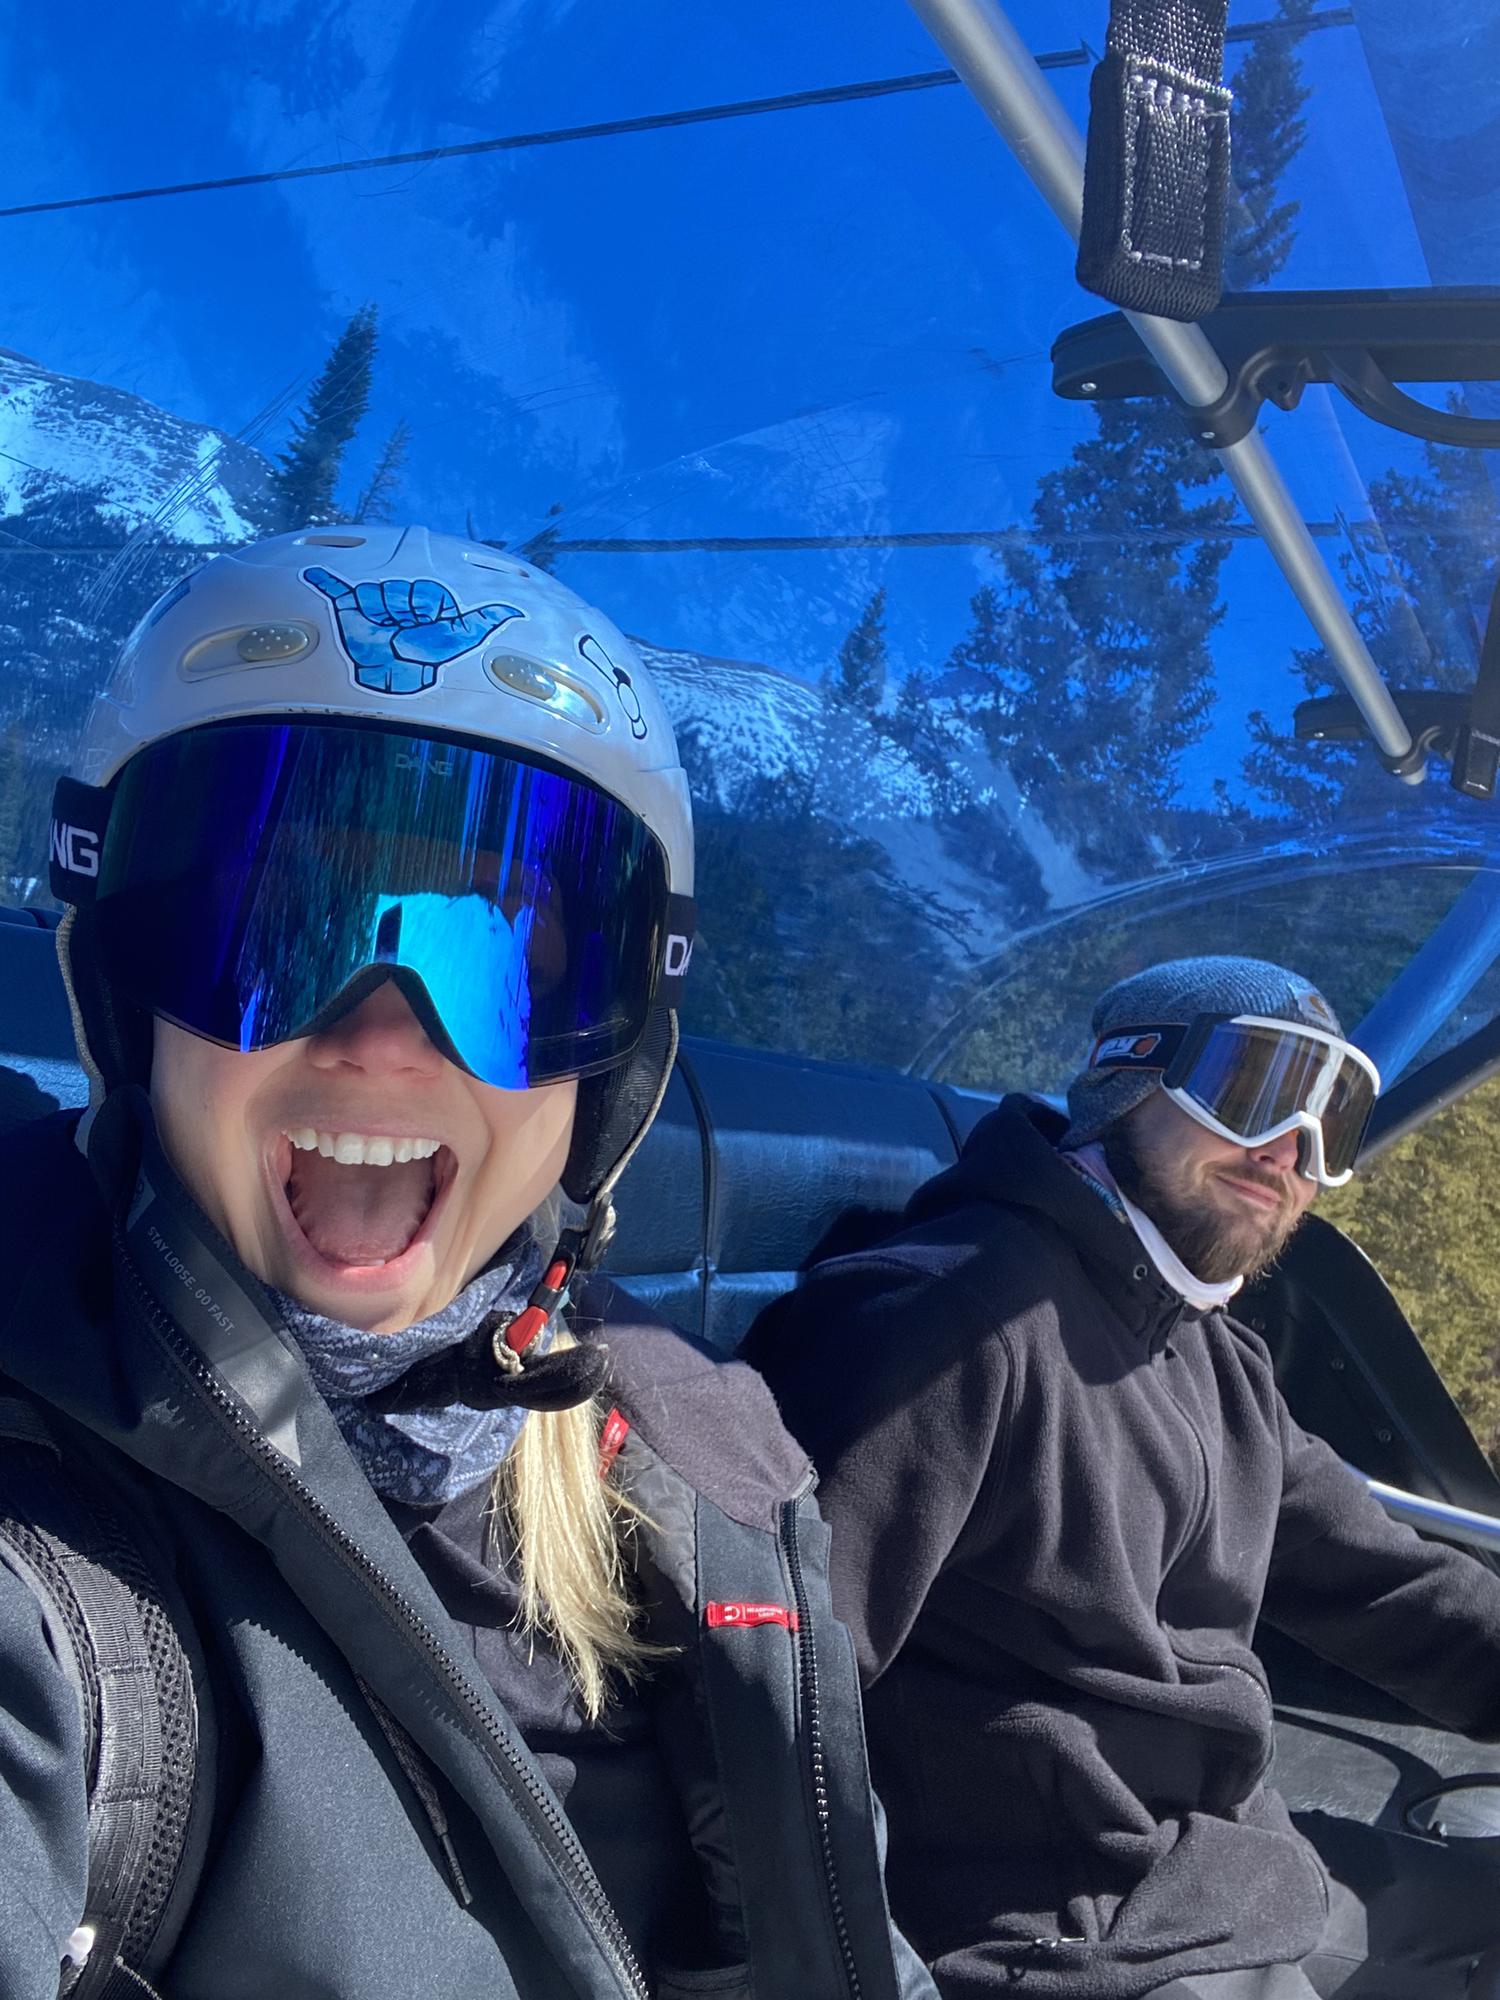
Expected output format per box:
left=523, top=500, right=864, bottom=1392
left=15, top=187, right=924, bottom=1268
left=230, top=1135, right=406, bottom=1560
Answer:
left=49, top=775, right=111, bottom=907
left=659, top=894, right=696, bottom=1002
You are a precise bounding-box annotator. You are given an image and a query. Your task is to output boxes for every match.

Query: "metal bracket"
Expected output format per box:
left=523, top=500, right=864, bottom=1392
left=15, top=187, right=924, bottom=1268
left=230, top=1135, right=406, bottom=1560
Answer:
left=1054, top=287, right=1500, bottom=449
left=1295, top=689, right=1462, bottom=785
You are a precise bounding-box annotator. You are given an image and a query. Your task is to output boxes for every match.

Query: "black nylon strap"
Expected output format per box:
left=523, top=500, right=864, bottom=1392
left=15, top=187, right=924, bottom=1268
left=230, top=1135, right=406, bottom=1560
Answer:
left=656, top=893, right=696, bottom=1008
left=1452, top=574, right=1500, bottom=800
left=1077, top=0, right=1232, bottom=321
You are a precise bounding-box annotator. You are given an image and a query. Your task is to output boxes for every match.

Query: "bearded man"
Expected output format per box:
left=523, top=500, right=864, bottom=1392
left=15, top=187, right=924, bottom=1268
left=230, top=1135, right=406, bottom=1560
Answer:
left=746, top=956, right=1500, bottom=2000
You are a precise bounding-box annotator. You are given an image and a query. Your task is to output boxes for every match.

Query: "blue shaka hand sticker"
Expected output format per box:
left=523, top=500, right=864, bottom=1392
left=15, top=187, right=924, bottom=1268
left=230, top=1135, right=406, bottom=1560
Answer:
left=304, top=567, right=523, bottom=695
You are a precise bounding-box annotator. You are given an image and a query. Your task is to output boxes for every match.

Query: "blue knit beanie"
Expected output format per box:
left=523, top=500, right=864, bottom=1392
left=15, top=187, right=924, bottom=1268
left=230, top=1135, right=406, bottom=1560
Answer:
left=1062, top=955, right=1344, bottom=1148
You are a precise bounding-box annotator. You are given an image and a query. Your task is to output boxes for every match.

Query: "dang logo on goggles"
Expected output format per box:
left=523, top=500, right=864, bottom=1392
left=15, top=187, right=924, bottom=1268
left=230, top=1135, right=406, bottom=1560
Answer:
left=50, top=821, right=100, bottom=879
left=302, top=567, right=525, bottom=696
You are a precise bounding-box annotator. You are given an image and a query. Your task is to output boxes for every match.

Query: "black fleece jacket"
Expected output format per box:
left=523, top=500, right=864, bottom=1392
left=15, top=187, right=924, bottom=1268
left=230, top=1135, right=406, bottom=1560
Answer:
left=745, top=1096, right=1500, bottom=1999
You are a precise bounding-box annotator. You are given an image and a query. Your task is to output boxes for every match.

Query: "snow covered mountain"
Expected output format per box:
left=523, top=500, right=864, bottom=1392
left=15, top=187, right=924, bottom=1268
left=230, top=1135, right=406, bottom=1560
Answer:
left=0, top=354, right=1104, bottom=976
left=0, top=349, right=269, bottom=544
left=639, top=639, right=1100, bottom=920
left=639, top=641, right=942, bottom=819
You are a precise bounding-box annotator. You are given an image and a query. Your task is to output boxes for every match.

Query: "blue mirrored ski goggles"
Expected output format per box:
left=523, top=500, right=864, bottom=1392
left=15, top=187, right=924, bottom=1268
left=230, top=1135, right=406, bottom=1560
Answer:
left=52, top=719, right=691, bottom=1090
left=1089, top=1013, right=1380, bottom=1186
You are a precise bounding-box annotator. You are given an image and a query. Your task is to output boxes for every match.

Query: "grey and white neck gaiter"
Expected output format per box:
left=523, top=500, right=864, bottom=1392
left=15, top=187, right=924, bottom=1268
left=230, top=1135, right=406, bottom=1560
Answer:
left=269, top=1230, right=548, bottom=1506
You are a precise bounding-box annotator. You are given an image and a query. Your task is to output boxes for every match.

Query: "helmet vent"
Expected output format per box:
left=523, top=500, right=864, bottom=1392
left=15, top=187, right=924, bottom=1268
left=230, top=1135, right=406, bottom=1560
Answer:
left=463, top=551, right=532, bottom=577
left=484, top=651, right=606, bottom=731
left=182, top=624, right=317, bottom=677
left=297, top=533, right=366, bottom=549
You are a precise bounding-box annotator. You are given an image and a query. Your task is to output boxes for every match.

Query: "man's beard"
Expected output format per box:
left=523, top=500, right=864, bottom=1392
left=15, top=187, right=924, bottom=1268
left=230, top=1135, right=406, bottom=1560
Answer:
left=1102, top=1114, right=1306, bottom=1285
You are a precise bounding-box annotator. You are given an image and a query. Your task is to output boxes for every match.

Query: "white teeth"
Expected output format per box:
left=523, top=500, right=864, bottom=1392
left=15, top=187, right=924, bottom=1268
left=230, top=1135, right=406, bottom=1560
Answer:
left=284, top=1131, right=442, bottom=1168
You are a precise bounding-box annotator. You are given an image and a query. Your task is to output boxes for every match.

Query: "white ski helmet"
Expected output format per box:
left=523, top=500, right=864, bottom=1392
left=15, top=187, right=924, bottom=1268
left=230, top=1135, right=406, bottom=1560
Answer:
left=52, top=525, right=695, bottom=1224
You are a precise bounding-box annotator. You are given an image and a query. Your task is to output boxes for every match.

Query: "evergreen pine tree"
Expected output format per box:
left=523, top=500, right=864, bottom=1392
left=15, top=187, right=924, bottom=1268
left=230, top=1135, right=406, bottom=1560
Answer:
left=0, top=724, right=27, bottom=900
left=927, top=0, right=1317, bottom=879
left=990, top=398, right=1234, bottom=873
left=352, top=418, right=410, bottom=524
left=685, top=0, right=1324, bottom=1066
left=942, top=582, right=1025, bottom=755
left=880, top=662, right=971, bottom=817
left=834, top=587, right=888, bottom=712
left=1246, top=430, right=1500, bottom=821
left=1223, top=0, right=1316, bottom=288
left=269, top=304, right=379, bottom=528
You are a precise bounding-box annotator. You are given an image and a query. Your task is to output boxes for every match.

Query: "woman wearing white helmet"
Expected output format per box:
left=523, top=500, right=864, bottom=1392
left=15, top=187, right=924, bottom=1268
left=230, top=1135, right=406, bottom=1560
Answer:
left=0, top=527, right=935, bottom=2000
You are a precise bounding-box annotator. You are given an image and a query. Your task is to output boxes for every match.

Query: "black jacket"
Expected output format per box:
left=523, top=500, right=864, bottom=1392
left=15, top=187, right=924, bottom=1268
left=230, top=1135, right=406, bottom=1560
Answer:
left=745, top=1096, right=1500, bottom=1999
left=0, top=1096, right=936, bottom=2000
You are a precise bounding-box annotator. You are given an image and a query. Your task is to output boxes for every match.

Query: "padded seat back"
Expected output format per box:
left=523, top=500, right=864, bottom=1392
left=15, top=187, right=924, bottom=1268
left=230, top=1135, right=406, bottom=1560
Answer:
left=609, top=1040, right=995, bottom=1349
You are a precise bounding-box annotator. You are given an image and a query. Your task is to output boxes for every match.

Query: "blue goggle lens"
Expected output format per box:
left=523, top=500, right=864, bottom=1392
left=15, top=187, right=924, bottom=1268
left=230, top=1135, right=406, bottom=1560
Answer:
left=95, top=719, right=671, bottom=1088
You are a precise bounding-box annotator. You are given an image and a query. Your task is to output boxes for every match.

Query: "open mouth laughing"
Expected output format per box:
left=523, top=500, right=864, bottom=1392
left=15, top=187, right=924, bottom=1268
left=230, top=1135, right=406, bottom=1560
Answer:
left=266, top=1125, right=460, bottom=1291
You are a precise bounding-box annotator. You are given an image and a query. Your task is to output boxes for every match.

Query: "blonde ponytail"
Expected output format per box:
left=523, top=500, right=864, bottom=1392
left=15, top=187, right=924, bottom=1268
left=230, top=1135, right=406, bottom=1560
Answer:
left=495, top=1325, right=664, bottom=1720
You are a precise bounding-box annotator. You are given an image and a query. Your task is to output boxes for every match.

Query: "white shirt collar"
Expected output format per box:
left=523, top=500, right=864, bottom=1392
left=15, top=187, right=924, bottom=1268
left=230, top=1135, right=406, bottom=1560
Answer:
left=1067, top=1142, right=1243, bottom=1313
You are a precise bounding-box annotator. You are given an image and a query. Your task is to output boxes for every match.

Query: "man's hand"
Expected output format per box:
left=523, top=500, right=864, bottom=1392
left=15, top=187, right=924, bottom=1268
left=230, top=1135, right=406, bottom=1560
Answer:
left=304, top=567, right=521, bottom=693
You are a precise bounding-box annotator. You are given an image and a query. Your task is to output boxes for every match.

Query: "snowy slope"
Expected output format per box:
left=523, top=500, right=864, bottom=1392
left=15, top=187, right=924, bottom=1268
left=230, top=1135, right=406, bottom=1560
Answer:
left=639, top=641, right=943, bottom=819
left=0, top=349, right=268, bottom=544
left=638, top=639, right=1102, bottom=917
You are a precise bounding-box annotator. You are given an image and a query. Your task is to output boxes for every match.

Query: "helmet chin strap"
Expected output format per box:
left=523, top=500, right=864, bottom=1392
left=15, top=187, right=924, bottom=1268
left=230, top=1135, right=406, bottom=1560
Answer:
left=498, top=1013, right=681, bottom=1369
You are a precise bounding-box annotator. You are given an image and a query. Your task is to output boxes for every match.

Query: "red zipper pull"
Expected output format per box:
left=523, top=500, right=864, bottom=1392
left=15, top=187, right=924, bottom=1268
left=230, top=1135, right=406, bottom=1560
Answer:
left=705, top=1602, right=799, bottom=1632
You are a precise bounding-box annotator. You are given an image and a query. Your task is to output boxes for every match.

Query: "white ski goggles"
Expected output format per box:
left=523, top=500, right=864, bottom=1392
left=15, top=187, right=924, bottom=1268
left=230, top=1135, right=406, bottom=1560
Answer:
left=1089, top=1013, right=1381, bottom=1187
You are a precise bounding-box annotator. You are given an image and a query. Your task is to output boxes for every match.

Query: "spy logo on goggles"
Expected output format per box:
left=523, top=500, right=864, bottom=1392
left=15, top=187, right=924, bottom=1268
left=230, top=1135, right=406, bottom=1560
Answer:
left=1093, top=1030, right=1165, bottom=1067
left=303, top=567, right=525, bottom=696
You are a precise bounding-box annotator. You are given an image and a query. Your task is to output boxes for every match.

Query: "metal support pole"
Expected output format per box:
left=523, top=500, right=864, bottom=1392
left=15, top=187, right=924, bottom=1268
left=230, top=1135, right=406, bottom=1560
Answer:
left=1355, top=866, right=1500, bottom=1083
left=907, top=0, right=1420, bottom=775
left=1365, top=1474, right=1500, bottom=1557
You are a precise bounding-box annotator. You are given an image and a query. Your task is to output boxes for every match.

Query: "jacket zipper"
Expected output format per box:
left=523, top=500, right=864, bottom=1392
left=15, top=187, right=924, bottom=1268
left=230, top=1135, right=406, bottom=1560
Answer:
left=780, top=1495, right=863, bottom=2000
left=115, top=1241, right=649, bottom=2000
left=1150, top=1311, right=1277, bottom=1769
left=1153, top=1304, right=1214, bottom=1586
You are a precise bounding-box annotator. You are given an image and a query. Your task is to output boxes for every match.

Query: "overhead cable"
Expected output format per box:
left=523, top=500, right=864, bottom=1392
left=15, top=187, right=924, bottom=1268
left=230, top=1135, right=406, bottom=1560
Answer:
left=0, top=9, right=1352, bottom=223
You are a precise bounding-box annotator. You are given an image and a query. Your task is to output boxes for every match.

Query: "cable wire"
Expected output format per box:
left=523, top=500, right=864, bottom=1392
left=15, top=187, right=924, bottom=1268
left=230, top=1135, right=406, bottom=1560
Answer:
left=0, top=9, right=1353, bottom=224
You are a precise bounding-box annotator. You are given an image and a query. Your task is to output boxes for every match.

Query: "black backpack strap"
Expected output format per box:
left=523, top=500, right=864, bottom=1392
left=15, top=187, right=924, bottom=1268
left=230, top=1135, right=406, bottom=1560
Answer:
left=0, top=1396, right=208, bottom=1999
